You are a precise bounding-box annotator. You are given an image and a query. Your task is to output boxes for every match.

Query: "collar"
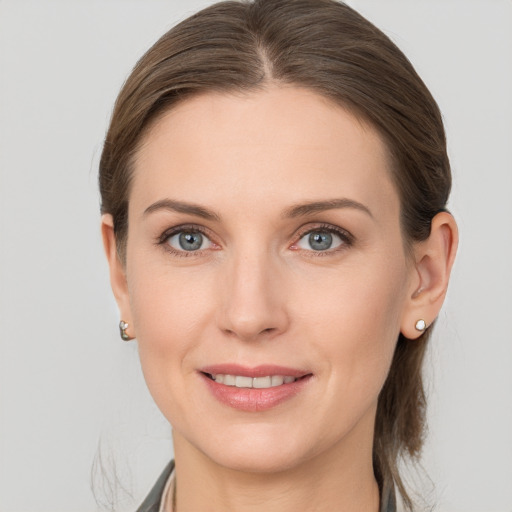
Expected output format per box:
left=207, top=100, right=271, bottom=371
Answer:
left=135, top=460, right=175, bottom=512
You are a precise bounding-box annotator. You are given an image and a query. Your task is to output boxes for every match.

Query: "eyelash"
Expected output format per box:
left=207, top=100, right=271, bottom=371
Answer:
left=157, top=224, right=216, bottom=258
left=292, top=223, right=354, bottom=256
left=156, top=222, right=354, bottom=257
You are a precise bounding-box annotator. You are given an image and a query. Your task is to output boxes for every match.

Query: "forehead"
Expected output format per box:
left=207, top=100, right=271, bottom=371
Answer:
left=131, top=86, right=399, bottom=221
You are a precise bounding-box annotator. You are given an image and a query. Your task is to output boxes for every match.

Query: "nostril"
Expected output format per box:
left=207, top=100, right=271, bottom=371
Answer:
left=222, top=325, right=278, bottom=341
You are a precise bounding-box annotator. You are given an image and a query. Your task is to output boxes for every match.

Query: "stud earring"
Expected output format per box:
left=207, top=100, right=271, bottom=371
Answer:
left=415, top=319, right=427, bottom=332
left=119, top=320, right=134, bottom=341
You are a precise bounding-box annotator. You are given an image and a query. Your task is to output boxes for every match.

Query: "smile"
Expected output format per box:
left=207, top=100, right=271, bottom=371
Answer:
left=199, top=365, right=312, bottom=412
left=209, top=374, right=298, bottom=388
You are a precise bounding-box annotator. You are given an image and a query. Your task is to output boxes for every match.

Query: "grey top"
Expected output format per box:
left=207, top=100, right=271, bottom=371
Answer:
left=136, top=460, right=397, bottom=512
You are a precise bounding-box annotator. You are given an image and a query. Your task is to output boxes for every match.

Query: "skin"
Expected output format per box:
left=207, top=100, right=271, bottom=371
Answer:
left=102, top=86, right=458, bottom=512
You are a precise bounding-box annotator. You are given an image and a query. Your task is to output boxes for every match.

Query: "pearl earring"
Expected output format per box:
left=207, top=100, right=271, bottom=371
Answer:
left=119, top=320, right=134, bottom=341
left=415, top=319, right=426, bottom=332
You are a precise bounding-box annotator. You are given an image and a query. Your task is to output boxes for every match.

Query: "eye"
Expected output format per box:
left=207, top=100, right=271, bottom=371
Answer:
left=295, top=227, right=349, bottom=252
left=166, top=230, right=213, bottom=252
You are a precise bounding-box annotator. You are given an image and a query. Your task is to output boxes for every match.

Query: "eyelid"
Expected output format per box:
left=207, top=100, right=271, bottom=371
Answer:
left=156, top=223, right=220, bottom=256
left=155, top=222, right=354, bottom=256
left=290, top=223, right=355, bottom=252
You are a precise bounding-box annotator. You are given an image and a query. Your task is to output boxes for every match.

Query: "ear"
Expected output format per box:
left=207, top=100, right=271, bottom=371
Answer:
left=101, top=214, right=135, bottom=339
left=400, top=212, right=458, bottom=339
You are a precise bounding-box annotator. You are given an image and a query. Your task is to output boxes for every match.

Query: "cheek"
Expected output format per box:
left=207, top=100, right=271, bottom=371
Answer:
left=128, top=249, right=213, bottom=336
left=298, top=255, right=408, bottom=393
left=125, top=256, right=216, bottom=399
left=131, top=290, right=213, bottom=430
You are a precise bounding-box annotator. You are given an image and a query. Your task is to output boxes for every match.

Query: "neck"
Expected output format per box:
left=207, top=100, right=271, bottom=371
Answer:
left=171, top=422, right=380, bottom=512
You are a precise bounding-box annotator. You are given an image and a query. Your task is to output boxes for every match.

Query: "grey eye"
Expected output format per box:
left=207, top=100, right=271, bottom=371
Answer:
left=296, top=230, right=344, bottom=252
left=308, top=232, right=333, bottom=251
left=167, top=231, right=211, bottom=252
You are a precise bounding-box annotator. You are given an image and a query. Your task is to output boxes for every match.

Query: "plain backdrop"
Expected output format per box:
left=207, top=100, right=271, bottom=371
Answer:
left=0, top=1, right=511, bottom=511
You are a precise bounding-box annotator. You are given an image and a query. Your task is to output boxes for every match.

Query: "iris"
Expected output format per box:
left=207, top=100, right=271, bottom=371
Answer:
left=179, top=232, right=204, bottom=251
left=309, top=232, right=333, bottom=251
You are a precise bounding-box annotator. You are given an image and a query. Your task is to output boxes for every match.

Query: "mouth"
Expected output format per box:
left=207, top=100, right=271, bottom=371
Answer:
left=199, top=365, right=313, bottom=412
left=202, top=372, right=308, bottom=389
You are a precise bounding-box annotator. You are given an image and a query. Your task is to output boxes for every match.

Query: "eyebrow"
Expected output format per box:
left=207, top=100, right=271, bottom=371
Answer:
left=283, top=198, right=373, bottom=219
left=143, top=199, right=221, bottom=221
left=143, top=197, right=373, bottom=222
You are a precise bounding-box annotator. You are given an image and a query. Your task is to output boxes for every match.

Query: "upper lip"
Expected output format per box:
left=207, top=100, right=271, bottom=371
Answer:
left=199, top=364, right=310, bottom=378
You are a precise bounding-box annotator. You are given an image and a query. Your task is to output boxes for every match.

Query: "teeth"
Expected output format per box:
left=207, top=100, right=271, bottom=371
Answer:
left=253, top=376, right=272, bottom=388
left=211, top=374, right=298, bottom=389
left=271, top=375, right=284, bottom=386
left=235, top=376, right=253, bottom=388
left=223, top=374, right=236, bottom=386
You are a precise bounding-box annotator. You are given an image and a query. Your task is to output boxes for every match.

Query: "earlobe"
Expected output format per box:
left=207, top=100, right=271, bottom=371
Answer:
left=101, top=214, right=135, bottom=337
left=401, top=212, right=458, bottom=339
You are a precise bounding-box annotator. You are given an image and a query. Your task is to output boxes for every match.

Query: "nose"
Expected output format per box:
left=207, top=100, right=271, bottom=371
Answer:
left=217, top=249, right=289, bottom=341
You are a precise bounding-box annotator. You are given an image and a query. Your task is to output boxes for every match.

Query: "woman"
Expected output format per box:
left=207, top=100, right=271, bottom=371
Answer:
left=99, top=1, right=458, bottom=510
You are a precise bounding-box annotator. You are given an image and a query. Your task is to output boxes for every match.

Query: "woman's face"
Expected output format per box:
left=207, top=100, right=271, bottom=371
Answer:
left=123, top=86, right=416, bottom=472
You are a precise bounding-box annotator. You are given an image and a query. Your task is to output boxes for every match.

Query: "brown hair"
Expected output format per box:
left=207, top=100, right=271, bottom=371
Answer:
left=99, top=0, right=451, bottom=508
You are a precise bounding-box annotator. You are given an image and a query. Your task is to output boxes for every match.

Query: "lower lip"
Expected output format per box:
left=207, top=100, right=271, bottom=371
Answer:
left=200, top=373, right=312, bottom=412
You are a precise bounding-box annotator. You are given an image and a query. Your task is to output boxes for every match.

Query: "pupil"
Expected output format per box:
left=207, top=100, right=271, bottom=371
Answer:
left=179, top=232, right=203, bottom=251
left=309, top=232, right=332, bottom=251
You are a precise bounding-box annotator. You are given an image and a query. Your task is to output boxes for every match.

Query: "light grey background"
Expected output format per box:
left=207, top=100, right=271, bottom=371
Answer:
left=0, top=1, right=510, bottom=511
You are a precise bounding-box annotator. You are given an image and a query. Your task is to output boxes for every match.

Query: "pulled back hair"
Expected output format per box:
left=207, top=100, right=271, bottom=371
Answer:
left=99, top=0, right=451, bottom=509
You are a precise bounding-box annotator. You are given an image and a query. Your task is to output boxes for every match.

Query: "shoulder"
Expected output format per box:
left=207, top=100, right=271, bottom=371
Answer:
left=135, top=460, right=175, bottom=512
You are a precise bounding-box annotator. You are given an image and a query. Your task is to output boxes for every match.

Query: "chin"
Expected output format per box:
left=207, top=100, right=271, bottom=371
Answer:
left=209, top=445, right=307, bottom=475
left=190, top=423, right=318, bottom=474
